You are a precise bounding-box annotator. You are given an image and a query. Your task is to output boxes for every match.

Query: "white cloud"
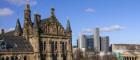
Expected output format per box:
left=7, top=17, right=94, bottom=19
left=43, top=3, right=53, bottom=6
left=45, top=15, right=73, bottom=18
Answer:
left=81, top=28, right=94, bottom=33
left=6, top=28, right=15, bottom=32
left=0, top=8, right=14, bottom=16
left=81, top=25, right=126, bottom=34
left=100, top=25, right=126, bottom=32
left=6, top=0, right=37, bottom=6
left=85, top=8, right=95, bottom=13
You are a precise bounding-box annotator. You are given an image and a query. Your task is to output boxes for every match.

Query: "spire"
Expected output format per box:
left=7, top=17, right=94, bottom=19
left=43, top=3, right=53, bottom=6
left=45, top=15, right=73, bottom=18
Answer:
left=24, top=1, right=32, bottom=25
left=66, top=17, right=72, bottom=32
left=15, top=19, right=22, bottom=36
left=25, top=0, right=30, bottom=10
left=23, top=1, right=33, bottom=37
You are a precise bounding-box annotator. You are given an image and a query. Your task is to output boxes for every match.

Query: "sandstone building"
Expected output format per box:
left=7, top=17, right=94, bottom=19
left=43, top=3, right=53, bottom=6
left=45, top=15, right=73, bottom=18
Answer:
left=0, top=3, right=73, bottom=60
left=112, top=44, right=140, bottom=60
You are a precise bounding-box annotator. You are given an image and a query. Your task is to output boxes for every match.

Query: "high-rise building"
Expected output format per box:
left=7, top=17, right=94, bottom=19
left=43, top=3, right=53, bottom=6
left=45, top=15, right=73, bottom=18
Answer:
left=100, top=36, right=109, bottom=52
left=77, top=28, right=110, bottom=52
left=94, top=28, right=100, bottom=52
left=86, top=35, right=94, bottom=50
left=78, top=34, right=86, bottom=51
left=77, top=35, right=94, bottom=51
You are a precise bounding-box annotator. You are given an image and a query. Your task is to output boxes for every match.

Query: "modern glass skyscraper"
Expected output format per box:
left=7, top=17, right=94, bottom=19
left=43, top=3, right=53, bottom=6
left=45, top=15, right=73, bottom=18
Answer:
left=77, top=28, right=110, bottom=52
left=77, top=35, right=94, bottom=51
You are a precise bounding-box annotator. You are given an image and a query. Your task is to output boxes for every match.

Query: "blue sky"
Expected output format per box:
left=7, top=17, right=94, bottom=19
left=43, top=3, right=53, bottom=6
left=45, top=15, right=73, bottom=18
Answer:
left=1, top=0, right=140, bottom=45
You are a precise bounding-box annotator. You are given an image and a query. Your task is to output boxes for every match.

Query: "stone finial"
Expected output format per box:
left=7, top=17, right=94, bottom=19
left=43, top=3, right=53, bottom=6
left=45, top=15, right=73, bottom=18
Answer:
left=51, top=8, right=55, bottom=17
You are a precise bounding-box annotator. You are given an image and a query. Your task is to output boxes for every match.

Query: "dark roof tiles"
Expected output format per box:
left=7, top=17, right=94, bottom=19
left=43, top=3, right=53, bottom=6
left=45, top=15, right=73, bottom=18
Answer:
left=0, top=31, right=33, bottom=52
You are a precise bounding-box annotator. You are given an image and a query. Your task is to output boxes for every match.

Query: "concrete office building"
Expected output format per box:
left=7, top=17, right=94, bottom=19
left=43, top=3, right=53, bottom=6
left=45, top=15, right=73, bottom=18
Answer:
left=100, top=36, right=109, bottom=52
left=78, top=34, right=86, bottom=51
left=94, top=28, right=100, bottom=52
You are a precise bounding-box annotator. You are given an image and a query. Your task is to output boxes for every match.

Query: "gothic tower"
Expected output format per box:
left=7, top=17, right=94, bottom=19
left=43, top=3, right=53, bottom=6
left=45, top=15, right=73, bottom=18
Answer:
left=23, top=3, right=33, bottom=39
left=66, top=18, right=73, bottom=60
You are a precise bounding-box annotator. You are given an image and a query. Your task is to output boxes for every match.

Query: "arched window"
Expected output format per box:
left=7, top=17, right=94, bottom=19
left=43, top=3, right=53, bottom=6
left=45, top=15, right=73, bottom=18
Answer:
left=42, top=54, right=46, bottom=60
left=40, top=41, right=43, bottom=51
left=51, top=41, right=55, bottom=53
left=55, top=42, right=57, bottom=50
left=43, top=41, right=46, bottom=51
left=24, top=56, right=27, bottom=60
left=11, top=56, right=14, bottom=60
left=15, top=56, right=18, bottom=60
left=61, top=42, right=65, bottom=51
left=41, top=41, right=46, bottom=52
left=1, top=57, right=4, bottom=60
left=6, top=57, right=9, bottom=60
left=61, top=41, right=67, bottom=60
left=52, top=53, right=57, bottom=60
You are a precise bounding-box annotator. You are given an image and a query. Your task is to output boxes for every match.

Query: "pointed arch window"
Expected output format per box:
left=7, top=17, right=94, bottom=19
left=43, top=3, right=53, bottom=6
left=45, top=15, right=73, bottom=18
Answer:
left=24, top=56, right=27, bottom=60
left=43, top=41, right=46, bottom=51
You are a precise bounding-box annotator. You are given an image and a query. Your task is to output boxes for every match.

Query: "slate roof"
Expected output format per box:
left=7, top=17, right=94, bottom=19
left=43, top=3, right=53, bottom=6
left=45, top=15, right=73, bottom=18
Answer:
left=0, top=31, right=33, bottom=52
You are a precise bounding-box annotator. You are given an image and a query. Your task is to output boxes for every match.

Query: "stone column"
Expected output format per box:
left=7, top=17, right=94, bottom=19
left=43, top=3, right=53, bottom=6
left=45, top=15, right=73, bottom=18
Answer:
left=46, top=39, right=52, bottom=60
left=57, top=40, right=63, bottom=60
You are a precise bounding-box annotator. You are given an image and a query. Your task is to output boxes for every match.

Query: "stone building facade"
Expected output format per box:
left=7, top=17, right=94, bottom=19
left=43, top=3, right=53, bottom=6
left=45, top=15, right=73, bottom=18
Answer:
left=112, top=44, right=140, bottom=60
left=0, top=3, right=73, bottom=60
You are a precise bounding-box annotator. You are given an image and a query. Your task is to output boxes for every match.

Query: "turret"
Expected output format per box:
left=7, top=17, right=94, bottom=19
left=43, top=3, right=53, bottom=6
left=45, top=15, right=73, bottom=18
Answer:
left=14, top=19, right=22, bottom=36
left=31, top=13, right=41, bottom=60
left=33, top=13, right=41, bottom=36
